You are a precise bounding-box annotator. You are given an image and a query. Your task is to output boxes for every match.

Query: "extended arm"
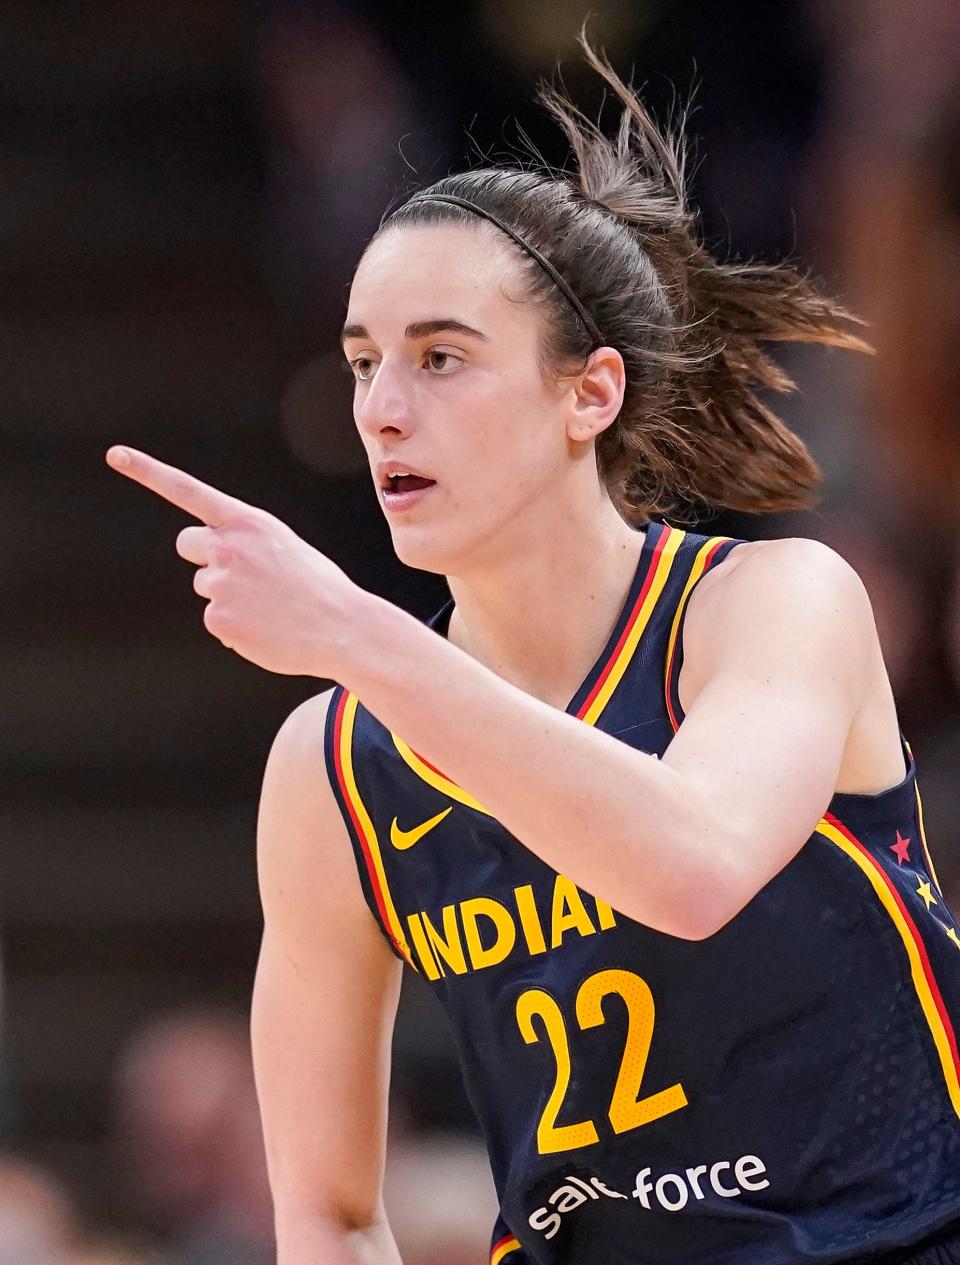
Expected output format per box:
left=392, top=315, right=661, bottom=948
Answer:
left=341, top=539, right=881, bottom=939
left=105, top=448, right=888, bottom=941
left=252, top=690, right=404, bottom=1265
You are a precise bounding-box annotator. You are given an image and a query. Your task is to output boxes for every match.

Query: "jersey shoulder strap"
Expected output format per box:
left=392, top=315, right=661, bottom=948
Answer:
left=323, top=683, right=417, bottom=966
left=661, top=528, right=745, bottom=732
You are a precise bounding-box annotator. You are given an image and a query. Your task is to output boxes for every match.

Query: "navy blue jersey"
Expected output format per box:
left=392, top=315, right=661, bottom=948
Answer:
left=323, top=522, right=960, bottom=1265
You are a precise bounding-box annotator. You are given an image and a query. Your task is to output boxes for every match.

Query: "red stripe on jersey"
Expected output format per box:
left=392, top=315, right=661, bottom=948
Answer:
left=577, top=523, right=672, bottom=720
left=332, top=690, right=394, bottom=945
left=824, top=810, right=960, bottom=1080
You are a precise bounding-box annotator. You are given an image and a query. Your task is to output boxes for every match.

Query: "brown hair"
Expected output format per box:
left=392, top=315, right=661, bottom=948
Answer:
left=377, top=35, right=869, bottom=523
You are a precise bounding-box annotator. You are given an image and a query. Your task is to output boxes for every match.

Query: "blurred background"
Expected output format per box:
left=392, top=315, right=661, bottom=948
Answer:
left=2, top=0, right=959, bottom=1260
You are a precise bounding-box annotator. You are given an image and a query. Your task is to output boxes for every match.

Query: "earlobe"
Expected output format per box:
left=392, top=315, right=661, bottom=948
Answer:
left=569, top=420, right=599, bottom=441
left=568, top=411, right=607, bottom=442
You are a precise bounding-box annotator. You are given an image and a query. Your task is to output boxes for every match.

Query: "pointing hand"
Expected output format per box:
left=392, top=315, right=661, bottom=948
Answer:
left=106, top=446, right=362, bottom=678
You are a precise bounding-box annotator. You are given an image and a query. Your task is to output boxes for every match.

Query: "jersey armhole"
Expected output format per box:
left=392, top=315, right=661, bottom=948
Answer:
left=322, top=685, right=410, bottom=964
left=664, top=536, right=744, bottom=733
left=489, top=1214, right=525, bottom=1264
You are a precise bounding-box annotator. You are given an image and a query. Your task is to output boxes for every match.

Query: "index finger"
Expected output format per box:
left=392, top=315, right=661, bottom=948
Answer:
left=105, top=446, right=246, bottom=526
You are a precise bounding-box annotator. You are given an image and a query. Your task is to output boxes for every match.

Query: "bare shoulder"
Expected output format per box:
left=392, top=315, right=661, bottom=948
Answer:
left=689, top=535, right=873, bottom=637
left=258, top=686, right=379, bottom=944
left=681, top=536, right=905, bottom=794
left=681, top=536, right=879, bottom=705
left=259, top=685, right=344, bottom=854
left=269, top=684, right=338, bottom=757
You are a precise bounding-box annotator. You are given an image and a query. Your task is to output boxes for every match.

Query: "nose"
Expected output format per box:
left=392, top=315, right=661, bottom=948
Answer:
left=354, top=357, right=415, bottom=441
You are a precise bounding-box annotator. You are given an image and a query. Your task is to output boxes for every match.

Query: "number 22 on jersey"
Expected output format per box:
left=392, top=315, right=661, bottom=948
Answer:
left=516, top=968, right=688, bottom=1155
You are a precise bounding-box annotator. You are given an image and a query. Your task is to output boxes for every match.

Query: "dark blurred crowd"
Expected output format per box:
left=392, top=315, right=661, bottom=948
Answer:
left=2, top=0, right=959, bottom=1258
left=0, top=1010, right=272, bottom=1265
left=0, top=1006, right=498, bottom=1263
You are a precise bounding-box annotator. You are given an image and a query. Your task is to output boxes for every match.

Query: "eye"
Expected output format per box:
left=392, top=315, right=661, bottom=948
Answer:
left=346, top=354, right=378, bottom=382
left=425, top=348, right=463, bottom=375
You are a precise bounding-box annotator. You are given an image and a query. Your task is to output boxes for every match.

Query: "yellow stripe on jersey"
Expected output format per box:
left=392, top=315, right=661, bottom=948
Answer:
left=818, top=813, right=960, bottom=1120
left=579, top=524, right=685, bottom=726
left=663, top=535, right=732, bottom=732
left=907, top=739, right=943, bottom=894
left=391, top=732, right=493, bottom=817
left=490, top=1236, right=522, bottom=1264
left=339, top=692, right=416, bottom=967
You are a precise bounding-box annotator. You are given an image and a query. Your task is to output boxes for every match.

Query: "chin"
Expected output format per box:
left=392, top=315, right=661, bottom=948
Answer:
left=388, top=524, right=462, bottom=576
left=387, top=514, right=490, bottom=578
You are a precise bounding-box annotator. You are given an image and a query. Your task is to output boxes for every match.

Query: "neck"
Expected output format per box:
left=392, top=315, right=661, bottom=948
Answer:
left=445, top=496, right=645, bottom=711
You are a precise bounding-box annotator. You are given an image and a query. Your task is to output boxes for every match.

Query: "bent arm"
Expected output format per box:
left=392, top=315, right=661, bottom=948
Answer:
left=338, top=540, right=879, bottom=939
left=252, top=691, right=404, bottom=1265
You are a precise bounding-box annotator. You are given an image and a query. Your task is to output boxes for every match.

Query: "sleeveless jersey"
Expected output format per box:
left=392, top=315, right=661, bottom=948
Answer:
left=323, top=522, right=960, bottom=1265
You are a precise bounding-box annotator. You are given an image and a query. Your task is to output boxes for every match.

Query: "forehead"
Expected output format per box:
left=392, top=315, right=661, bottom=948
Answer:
left=347, top=221, right=532, bottom=337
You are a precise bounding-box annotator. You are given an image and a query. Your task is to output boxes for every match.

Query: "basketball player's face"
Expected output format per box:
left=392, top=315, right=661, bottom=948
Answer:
left=344, top=223, right=581, bottom=575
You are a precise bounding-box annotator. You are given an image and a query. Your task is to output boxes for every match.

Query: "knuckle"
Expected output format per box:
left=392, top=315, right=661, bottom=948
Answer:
left=208, top=539, right=231, bottom=568
left=244, top=507, right=274, bottom=535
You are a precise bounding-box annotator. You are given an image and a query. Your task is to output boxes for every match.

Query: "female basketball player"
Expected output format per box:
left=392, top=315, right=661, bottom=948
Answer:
left=107, top=39, right=960, bottom=1265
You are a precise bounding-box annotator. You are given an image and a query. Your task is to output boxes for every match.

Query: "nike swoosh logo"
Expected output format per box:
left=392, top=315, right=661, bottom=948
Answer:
left=390, top=806, right=453, bottom=850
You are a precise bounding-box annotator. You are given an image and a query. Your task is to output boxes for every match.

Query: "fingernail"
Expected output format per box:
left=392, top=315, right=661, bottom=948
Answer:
left=108, top=446, right=131, bottom=469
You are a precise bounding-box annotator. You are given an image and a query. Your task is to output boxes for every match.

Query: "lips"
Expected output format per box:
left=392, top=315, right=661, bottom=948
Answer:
left=380, top=478, right=436, bottom=513
left=375, top=460, right=436, bottom=492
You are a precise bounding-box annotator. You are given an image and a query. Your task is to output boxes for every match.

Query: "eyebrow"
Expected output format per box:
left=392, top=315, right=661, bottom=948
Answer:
left=340, top=318, right=489, bottom=346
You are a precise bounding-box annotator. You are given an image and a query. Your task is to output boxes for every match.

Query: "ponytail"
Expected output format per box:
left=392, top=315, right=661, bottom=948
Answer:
left=381, top=34, right=870, bottom=522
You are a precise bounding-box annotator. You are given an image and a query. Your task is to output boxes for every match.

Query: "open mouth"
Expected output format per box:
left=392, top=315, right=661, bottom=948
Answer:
left=386, top=473, right=436, bottom=493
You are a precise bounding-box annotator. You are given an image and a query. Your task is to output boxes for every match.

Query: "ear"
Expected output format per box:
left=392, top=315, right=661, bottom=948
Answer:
left=564, top=347, right=626, bottom=443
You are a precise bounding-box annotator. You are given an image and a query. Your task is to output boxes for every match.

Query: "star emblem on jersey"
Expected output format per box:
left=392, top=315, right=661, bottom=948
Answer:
left=390, top=805, right=453, bottom=850
left=948, top=928, right=960, bottom=951
left=890, top=831, right=911, bottom=866
left=916, top=879, right=937, bottom=910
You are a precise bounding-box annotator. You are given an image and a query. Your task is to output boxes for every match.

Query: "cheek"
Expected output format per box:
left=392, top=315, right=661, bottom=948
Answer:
left=466, top=368, right=563, bottom=482
left=451, top=409, right=553, bottom=515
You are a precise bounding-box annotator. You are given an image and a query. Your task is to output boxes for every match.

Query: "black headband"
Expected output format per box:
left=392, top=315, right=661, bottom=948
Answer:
left=397, top=193, right=605, bottom=349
